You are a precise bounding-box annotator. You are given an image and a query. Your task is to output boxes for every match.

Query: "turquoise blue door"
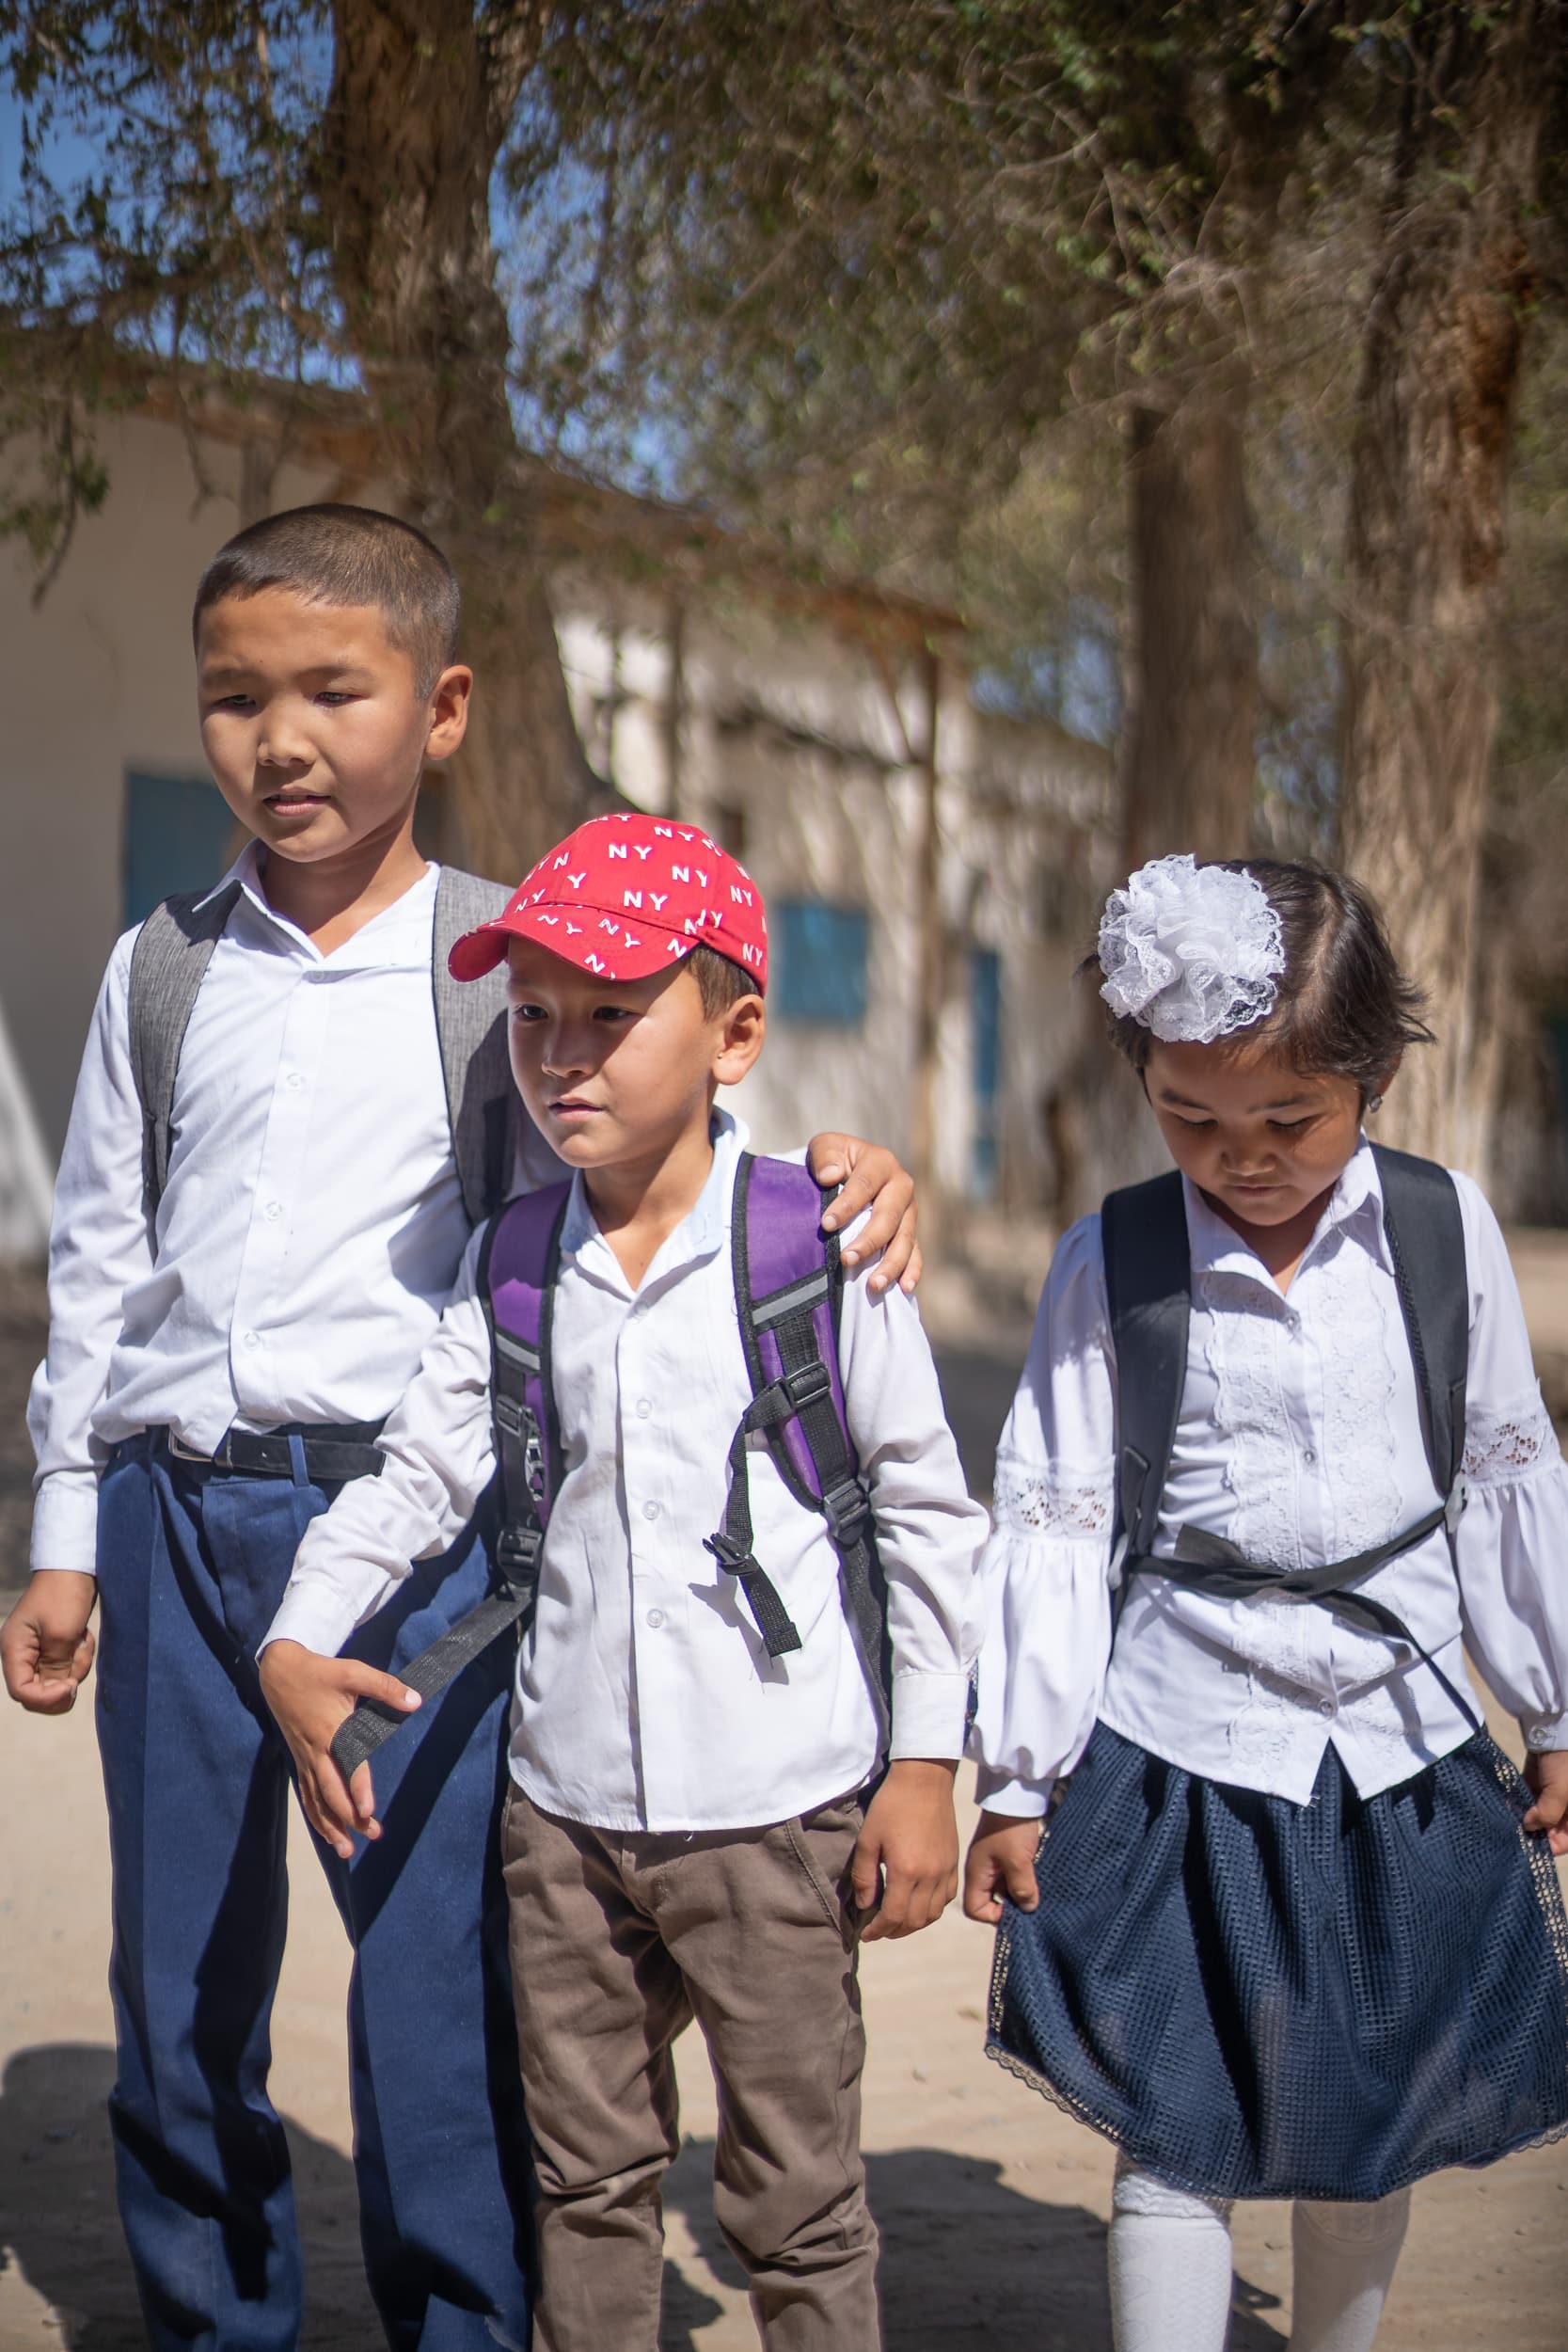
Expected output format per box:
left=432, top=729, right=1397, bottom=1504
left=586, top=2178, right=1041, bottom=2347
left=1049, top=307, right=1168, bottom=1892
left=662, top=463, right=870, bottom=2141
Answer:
left=971, top=947, right=1002, bottom=1199
left=122, top=771, right=239, bottom=928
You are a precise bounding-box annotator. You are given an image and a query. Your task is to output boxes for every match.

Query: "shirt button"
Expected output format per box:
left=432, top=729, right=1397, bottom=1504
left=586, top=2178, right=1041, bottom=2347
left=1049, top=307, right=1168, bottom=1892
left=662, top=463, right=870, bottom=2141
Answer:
left=646, top=1607, right=665, bottom=1629
left=642, top=1499, right=660, bottom=1521
left=636, top=1397, right=653, bottom=1420
left=1302, top=1448, right=1317, bottom=1466
left=286, top=1072, right=305, bottom=1090
left=242, top=1330, right=262, bottom=1351
left=1318, top=1699, right=1335, bottom=1718
left=264, top=1200, right=282, bottom=1222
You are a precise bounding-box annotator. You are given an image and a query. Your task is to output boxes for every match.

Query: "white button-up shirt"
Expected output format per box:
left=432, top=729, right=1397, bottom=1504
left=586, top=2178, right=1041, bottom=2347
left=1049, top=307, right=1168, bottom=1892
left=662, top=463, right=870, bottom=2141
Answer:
left=973, top=1141, right=1568, bottom=1812
left=269, top=1114, right=988, bottom=1834
left=28, top=849, right=560, bottom=1571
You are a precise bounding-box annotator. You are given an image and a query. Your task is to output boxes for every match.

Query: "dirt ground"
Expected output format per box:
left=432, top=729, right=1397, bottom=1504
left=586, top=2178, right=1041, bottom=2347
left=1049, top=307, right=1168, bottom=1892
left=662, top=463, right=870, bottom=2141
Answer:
left=1, top=1259, right=1566, bottom=2350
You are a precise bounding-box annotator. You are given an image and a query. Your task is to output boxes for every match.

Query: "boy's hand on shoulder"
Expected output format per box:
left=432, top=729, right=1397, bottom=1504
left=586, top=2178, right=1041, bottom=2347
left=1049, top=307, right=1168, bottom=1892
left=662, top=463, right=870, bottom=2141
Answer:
left=257, top=1638, right=421, bottom=1860
left=1, top=1571, right=99, bottom=1713
left=852, top=1757, right=958, bottom=1941
left=1523, top=1748, right=1568, bottom=1858
left=962, top=1810, right=1043, bottom=1924
left=808, top=1135, right=921, bottom=1295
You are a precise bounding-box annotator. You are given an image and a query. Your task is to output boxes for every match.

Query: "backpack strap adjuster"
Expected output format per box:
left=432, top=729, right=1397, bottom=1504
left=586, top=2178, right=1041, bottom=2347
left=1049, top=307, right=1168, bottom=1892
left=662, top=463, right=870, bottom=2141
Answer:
left=821, top=1476, right=872, bottom=1544
left=702, top=1533, right=804, bottom=1659
left=496, top=1523, right=543, bottom=1591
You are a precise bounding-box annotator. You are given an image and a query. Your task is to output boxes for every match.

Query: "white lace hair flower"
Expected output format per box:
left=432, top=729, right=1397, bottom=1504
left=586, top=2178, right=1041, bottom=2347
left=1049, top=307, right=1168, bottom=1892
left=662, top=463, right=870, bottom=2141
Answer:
left=1098, top=854, right=1286, bottom=1044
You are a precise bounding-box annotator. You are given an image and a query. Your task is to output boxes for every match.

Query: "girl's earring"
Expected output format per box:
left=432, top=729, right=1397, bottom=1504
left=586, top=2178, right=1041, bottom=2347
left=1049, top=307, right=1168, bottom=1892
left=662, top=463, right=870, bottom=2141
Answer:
left=1367, top=1093, right=1385, bottom=1116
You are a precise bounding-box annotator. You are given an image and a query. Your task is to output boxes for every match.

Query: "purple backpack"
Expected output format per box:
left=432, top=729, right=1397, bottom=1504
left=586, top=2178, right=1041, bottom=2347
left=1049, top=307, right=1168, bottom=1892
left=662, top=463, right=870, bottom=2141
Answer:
left=331, top=1154, right=891, bottom=1782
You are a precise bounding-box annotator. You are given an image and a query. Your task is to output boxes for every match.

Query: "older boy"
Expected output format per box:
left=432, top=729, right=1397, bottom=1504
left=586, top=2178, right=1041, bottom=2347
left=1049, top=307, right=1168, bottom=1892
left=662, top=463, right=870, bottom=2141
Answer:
left=2, top=505, right=919, bottom=2352
left=260, top=814, right=987, bottom=2352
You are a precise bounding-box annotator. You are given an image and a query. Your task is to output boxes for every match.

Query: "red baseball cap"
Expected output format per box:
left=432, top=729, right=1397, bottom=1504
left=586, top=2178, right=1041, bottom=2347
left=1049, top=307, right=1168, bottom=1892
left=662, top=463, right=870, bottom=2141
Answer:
left=448, top=813, right=768, bottom=991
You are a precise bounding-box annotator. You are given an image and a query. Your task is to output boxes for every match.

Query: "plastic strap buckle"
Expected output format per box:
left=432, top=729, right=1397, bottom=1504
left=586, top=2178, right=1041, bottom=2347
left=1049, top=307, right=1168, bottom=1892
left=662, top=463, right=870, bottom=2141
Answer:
left=821, top=1477, right=871, bottom=1543
left=704, top=1530, right=756, bottom=1576
left=781, top=1359, right=832, bottom=1410
left=496, top=1522, right=543, bottom=1592
left=495, top=1393, right=529, bottom=1439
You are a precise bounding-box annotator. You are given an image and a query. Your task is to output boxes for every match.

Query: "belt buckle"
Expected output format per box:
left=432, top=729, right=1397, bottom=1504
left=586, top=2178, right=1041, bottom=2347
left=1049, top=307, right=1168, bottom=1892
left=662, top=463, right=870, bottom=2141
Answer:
left=166, top=1433, right=214, bottom=1466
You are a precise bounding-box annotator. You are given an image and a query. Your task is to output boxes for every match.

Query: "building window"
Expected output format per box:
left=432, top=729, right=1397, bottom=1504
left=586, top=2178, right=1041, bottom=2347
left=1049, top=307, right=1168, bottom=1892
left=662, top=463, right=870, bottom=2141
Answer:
left=970, top=947, right=1003, bottom=1200
left=773, top=899, right=870, bottom=1026
left=122, top=771, right=242, bottom=929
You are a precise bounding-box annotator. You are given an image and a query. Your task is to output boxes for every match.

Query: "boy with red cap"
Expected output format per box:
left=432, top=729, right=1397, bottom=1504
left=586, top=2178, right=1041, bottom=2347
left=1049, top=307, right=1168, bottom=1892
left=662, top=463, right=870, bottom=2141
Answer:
left=3, top=505, right=919, bottom=2352
left=260, top=811, right=988, bottom=2352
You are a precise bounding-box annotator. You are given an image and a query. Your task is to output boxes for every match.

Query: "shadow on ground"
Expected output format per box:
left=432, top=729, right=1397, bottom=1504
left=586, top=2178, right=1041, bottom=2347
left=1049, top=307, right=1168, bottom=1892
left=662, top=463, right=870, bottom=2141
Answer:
left=663, top=2133, right=1287, bottom=2352
left=0, top=2050, right=1286, bottom=2352
left=0, top=2044, right=382, bottom=2351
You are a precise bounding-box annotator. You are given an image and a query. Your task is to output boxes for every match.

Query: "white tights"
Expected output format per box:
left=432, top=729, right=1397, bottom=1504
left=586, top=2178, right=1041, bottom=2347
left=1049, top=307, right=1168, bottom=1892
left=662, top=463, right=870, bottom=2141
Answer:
left=1109, top=2158, right=1412, bottom=2352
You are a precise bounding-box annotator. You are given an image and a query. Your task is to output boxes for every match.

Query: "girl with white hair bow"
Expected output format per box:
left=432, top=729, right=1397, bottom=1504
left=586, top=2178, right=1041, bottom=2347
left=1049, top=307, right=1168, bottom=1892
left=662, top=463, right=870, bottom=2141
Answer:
left=963, top=854, right=1568, bottom=2352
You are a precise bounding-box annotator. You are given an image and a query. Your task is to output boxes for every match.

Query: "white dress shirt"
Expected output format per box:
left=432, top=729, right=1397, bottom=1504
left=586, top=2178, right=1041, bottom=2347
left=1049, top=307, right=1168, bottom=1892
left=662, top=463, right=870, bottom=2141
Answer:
left=973, top=1140, right=1568, bottom=1813
left=28, top=848, right=561, bottom=1572
left=268, top=1113, right=988, bottom=1835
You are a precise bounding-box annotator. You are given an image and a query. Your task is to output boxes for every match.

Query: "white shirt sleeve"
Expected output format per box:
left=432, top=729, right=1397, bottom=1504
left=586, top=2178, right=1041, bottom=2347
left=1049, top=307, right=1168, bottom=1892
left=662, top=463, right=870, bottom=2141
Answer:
left=27, top=933, right=152, bottom=1573
left=970, top=1215, right=1118, bottom=1817
left=1449, top=1174, right=1568, bottom=1751
left=263, top=1228, right=499, bottom=1657
left=809, top=1217, right=990, bottom=1763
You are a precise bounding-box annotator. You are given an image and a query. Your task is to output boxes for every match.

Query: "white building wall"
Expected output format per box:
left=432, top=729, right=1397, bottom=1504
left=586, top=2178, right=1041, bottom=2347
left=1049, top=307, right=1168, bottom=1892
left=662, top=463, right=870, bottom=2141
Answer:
left=0, top=411, right=1111, bottom=1247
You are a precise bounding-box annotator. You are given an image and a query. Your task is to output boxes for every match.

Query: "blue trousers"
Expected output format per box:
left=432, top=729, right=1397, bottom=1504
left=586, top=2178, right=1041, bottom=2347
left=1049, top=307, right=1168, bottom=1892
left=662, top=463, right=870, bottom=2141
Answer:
left=94, top=1437, right=531, bottom=2352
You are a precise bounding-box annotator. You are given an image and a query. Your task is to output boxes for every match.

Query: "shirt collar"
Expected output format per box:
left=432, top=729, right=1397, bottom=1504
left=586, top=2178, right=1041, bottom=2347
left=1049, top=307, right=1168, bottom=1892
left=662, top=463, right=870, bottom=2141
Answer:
left=560, top=1106, right=751, bottom=1281
left=1182, top=1135, right=1385, bottom=1286
left=198, top=842, right=439, bottom=963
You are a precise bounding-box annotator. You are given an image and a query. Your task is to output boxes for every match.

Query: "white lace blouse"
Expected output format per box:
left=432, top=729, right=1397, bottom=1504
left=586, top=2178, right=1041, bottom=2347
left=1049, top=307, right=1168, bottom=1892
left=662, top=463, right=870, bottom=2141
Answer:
left=973, top=1141, right=1568, bottom=1811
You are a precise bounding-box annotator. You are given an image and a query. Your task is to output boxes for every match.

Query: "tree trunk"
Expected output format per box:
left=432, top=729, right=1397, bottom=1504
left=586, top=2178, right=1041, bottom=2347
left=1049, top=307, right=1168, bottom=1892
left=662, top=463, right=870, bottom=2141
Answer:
left=1120, top=389, right=1259, bottom=866
left=1336, top=6, right=1551, bottom=1173
left=318, top=0, right=600, bottom=877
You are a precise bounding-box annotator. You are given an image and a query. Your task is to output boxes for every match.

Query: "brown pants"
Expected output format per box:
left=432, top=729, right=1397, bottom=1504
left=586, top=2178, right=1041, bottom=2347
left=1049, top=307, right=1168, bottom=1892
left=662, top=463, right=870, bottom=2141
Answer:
left=500, top=1787, right=880, bottom=2352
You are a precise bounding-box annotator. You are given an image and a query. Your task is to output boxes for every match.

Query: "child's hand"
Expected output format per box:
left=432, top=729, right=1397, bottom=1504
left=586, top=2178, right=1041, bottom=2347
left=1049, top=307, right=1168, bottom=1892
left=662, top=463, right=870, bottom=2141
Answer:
left=1, top=1571, right=99, bottom=1713
left=851, top=1758, right=958, bottom=1940
left=962, top=1809, right=1043, bottom=1924
left=257, top=1638, right=421, bottom=1861
left=808, top=1134, right=921, bottom=1295
left=1523, top=1747, right=1568, bottom=1858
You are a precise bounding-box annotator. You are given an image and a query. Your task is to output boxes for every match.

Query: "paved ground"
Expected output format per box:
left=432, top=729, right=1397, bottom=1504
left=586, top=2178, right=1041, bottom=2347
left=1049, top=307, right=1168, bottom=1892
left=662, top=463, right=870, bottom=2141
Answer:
left=2, top=1246, right=1567, bottom=2348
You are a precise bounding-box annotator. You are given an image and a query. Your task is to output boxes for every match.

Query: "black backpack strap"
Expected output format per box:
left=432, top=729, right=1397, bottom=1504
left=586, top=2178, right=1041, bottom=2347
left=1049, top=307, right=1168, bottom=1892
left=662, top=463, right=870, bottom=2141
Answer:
left=1101, top=1170, right=1192, bottom=1563
left=329, top=1184, right=571, bottom=1784
left=433, top=867, right=517, bottom=1226
left=1371, top=1145, right=1468, bottom=1501
left=708, top=1154, right=893, bottom=1754
left=127, top=882, right=242, bottom=1216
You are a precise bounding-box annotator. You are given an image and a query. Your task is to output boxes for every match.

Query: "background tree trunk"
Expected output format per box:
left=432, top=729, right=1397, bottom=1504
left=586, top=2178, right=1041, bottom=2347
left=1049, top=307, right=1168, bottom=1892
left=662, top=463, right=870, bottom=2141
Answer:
left=1337, top=5, right=1553, bottom=1173
left=319, top=0, right=600, bottom=876
left=1121, top=389, right=1259, bottom=865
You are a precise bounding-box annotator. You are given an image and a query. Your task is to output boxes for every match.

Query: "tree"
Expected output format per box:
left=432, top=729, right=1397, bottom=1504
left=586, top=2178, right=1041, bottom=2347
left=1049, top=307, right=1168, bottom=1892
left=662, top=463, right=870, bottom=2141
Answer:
left=0, top=0, right=602, bottom=875
left=1336, top=0, right=1566, bottom=1171
left=535, top=1, right=1354, bottom=865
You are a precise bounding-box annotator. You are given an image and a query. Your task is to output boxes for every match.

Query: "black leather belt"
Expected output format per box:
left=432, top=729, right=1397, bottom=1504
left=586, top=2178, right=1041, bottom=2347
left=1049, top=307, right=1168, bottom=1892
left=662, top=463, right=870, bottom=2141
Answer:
left=165, top=1422, right=386, bottom=1483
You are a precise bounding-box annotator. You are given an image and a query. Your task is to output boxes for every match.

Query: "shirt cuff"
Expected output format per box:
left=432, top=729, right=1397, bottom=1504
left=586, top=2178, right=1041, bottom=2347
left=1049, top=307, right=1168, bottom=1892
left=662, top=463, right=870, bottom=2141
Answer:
left=1519, top=1713, right=1568, bottom=1755
left=887, top=1669, right=972, bottom=1761
left=261, top=1577, right=379, bottom=1663
left=973, top=1764, right=1053, bottom=1819
left=29, top=1470, right=103, bottom=1575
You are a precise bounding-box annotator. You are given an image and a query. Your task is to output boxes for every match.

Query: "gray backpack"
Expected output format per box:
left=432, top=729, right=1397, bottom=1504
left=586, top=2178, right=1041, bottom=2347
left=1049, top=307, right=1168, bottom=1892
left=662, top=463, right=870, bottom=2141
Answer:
left=126, top=866, right=516, bottom=1227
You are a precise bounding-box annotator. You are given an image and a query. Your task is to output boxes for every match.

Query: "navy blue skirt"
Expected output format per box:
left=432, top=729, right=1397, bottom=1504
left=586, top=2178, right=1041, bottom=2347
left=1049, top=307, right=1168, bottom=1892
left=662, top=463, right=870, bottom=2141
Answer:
left=988, top=1723, right=1568, bottom=2201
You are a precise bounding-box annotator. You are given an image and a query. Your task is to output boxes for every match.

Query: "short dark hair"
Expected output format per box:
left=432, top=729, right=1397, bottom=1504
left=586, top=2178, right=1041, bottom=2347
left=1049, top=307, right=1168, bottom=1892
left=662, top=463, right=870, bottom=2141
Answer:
left=687, top=942, right=761, bottom=1016
left=192, top=503, right=460, bottom=694
left=1094, top=858, right=1433, bottom=1094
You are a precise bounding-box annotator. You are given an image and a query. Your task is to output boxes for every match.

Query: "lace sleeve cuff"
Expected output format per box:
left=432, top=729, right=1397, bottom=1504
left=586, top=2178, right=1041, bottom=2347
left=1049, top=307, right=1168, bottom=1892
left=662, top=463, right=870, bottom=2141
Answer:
left=1462, top=1391, right=1563, bottom=1488
left=990, top=1450, right=1115, bottom=1542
